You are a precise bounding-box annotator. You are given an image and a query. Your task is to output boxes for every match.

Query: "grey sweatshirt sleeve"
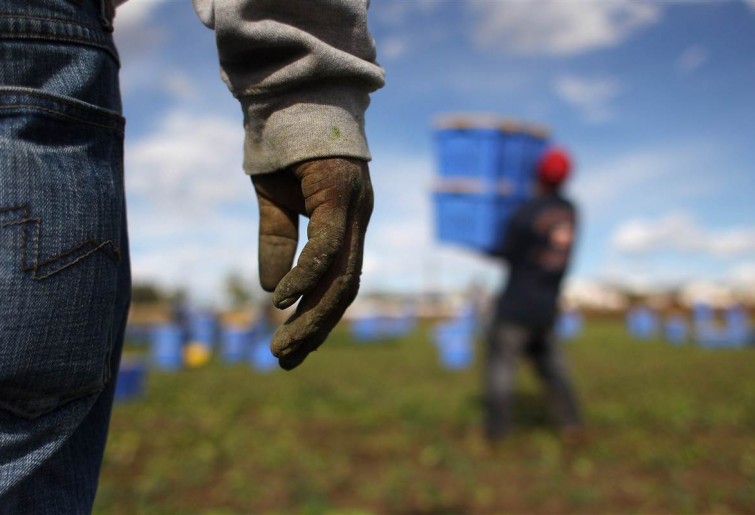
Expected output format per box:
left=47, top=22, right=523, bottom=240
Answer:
left=192, top=0, right=386, bottom=175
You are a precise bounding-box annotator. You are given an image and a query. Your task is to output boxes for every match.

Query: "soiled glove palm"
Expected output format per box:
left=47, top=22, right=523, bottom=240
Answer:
left=252, top=158, right=373, bottom=370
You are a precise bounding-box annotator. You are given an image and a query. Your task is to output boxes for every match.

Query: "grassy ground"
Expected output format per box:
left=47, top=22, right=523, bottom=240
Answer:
left=94, top=320, right=755, bottom=514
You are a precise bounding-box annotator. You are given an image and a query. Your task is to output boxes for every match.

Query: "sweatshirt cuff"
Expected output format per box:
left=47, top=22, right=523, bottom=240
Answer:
left=240, top=84, right=373, bottom=175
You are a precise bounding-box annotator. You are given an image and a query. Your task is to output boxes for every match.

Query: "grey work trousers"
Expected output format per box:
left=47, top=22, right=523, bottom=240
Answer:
left=484, top=320, right=582, bottom=439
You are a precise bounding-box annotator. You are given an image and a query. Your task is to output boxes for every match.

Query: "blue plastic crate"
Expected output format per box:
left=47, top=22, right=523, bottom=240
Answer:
left=439, top=345, right=474, bottom=370
left=520, top=133, right=549, bottom=197
left=432, top=121, right=549, bottom=253
left=188, top=312, right=217, bottom=349
left=664, top=315, right=688, bottom=345
left=249, top=331, right=277, bottom=372
left=434, top=127, right=545, bottom=191
left=695, top=325, right=728, bottom=348
left=350, top=317, right=382, bottom=343
left=556, top=310, right=583, bottom=341
left=350, top=314, right=416, bottom=343
left=151, top=323, right=184, bottom=371
left=221, top=325, right=250, bottom=364
left=433, top=191, right=520, bottom=252
left=693, top=303, right=714, bottom=329
left=433, top=325, right=475, bottom=370
left=435, top=128, right=503, bottom=184
left=114, top=359, right=147, bottom=402
left=433, top=315, right=477, bottom=371
left=626, top=307, right=659, bottom=340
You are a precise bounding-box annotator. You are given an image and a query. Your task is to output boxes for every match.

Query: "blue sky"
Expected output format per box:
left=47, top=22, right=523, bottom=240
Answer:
left=113, top=0, right=755, bottom=304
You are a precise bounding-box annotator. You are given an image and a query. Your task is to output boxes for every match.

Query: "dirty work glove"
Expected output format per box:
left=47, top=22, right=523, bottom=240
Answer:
left=252, top=158, right=374, bottom=370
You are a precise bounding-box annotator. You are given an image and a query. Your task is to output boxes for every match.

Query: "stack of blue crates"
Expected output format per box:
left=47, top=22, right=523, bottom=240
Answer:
left=432, top=115, right=550, bottom=253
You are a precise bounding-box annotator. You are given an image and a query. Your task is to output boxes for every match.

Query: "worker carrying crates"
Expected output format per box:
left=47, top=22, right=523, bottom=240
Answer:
left=432, top=114, right=551, bottom=253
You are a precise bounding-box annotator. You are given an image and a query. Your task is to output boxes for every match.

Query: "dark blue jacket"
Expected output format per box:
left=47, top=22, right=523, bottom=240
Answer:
left=493, top=194, right=577, bottom=328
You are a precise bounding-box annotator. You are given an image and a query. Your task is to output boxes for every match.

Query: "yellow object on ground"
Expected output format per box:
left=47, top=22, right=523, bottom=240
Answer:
left=184, top=342, right=212, bottom=368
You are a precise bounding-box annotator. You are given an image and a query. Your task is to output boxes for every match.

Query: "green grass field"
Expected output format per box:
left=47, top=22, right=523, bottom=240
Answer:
left=94, top=320, right=755, bottom=514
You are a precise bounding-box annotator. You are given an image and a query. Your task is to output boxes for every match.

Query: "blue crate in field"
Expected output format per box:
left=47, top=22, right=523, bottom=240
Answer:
left=221, top=325, right=251, bottom=364
left=188, top=311, right=217, bottom=349
left=249, top=330, right=277, bottom=372
left=691, top=304, right=751, bottom=348
left=432, top=306, right=479, bottom=370
left=556, top=310, right=583, bottom=341
left=434, top=325, right=475, bottom=370
left=725, top=305, right=750, bottom=346
left=695, top=326, right=729, bottom=348
left=350, top=313, right=417, bottom=343
left=115, top=359, right=147, bottom=402
left=664, top=315, right=688, bottom=345
left=626, top=307, right=659, bottom=340
left=151, top=323, right=184, bottom=371
left=350, top=316, right=384, bottom=342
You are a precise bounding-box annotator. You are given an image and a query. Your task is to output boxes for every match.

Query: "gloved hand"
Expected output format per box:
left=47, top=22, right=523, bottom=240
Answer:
left=252, top=158, right=374, bottom=370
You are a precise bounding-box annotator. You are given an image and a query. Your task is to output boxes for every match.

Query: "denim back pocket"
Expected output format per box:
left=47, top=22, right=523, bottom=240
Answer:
left=0, top=88, right=125, bottom=420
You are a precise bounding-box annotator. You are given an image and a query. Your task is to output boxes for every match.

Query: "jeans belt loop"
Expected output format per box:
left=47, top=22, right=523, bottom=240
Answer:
left=100, top=0, right=115, bottom=32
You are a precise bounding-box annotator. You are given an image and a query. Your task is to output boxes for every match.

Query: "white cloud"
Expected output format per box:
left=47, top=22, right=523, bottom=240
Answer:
left=373, top=0, right=441, bottom=24
left=372, top=1, right=448, bottom=62
left=729, top=261, right=755, bottom=286
left=380, top=37, right=408, bottom=60
left=126, top=110, right=246, bottom=215
left=571, top=148, right=675, bottom=209
left=125, top=109, right=259, bottom=302
left=113, top=0, right=169, bottom=57
left=554, top=75, right=622, bottom=123
left=676, top=46, right=709, bottom=73
left=468, top=0, right=661, bottom=56
left=611, top=211, right=755, bottom=257
left=568, top=141, right=721, bottom=218
left=162, top=72, right=201, bottom=102
left=114, top=0, right=201, bottom=102
left=746, top=0, right=755, bottom=12
left=612, top=212, right=699, bottom=253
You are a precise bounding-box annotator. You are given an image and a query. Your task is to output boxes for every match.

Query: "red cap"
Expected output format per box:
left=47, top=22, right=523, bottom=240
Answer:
left=537, top=147, right=572, bottom=187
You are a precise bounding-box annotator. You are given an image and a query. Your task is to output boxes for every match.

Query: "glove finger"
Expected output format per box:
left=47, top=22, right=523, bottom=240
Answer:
left=273, top=175, right=373, bottom=369
left=271, top=194, right=350, bottom=309
left=274, top=219, right=362, bottom=369
left=256, top=193, right=299, bottom=292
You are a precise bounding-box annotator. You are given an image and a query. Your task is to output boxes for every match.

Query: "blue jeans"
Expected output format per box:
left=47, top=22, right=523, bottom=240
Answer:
left=0, top=0, right=129, bottom=512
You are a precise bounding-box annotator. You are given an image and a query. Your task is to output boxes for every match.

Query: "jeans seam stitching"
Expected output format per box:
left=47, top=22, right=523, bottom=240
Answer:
left=0, top=14, right=102, bottom=32
left=0, top=205, right=121, bottom=280
left=0, top=14, right=119, bottom=61
left=0, top=32, right=113, bottom=52
left=0, top=87, right=125, bottom=122
left=0, top=104, right=123, bottom=133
